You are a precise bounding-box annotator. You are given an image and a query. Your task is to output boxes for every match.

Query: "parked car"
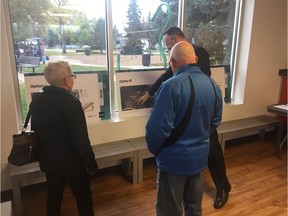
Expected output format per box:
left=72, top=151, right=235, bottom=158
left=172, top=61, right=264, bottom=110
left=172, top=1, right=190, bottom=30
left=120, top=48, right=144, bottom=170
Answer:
left=65, top=44, right=80, bottom=49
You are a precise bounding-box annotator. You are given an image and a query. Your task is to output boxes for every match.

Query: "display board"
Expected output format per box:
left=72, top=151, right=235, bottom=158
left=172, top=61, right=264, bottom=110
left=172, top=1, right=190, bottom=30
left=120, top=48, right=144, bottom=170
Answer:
left=116, top=70, right=164, bottom=117
left=24, top=73, right=104, bottom=122
left=211, top=66, right=226, bottom=101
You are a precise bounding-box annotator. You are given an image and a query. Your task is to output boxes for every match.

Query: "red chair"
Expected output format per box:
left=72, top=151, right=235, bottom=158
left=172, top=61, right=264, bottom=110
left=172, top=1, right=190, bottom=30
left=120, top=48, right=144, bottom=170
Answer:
left=278, top=69, right=287, bottom=124
left=279, top=69, right=287, bottom=104
left=277, top=69, right=287, bottom=157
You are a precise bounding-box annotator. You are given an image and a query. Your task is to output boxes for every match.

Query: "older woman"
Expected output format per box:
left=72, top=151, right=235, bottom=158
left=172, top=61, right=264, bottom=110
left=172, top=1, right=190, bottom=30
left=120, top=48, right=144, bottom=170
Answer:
left=31, top=61, right=97, bottom=216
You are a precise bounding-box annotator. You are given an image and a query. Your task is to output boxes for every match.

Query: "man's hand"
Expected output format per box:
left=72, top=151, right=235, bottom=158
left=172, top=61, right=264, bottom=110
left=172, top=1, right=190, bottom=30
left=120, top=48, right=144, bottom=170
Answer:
left=135, top=92, right=150, bottom=105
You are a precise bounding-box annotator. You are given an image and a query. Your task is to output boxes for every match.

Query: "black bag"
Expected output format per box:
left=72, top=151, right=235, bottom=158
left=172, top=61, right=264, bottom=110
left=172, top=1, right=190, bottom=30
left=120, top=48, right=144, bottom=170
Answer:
left=8, top=109, right=39, bottom=166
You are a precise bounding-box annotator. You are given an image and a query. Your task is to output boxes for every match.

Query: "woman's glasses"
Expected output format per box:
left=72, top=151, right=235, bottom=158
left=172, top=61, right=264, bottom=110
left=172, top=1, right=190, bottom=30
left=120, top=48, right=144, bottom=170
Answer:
left=70, top=74, right=76, bottom=79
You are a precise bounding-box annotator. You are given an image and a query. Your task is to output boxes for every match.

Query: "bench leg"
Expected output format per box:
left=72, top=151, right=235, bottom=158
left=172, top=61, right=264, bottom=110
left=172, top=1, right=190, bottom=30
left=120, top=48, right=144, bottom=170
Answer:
left=218, top=133, right=225, bottom=154
left=276, top=123, right=284, bottom=148
left=137, top=156, right=144, bottom=184
left=277, top=135, right=287, bottom=159
left=121, top=158, right=131, bottom=175
left=121, top=154, right=138, bottom=184
left=132, top=151, right=138, bottom=184
left=259, top=129, right=266, bottom=140
left=11, top=176, right=23, bottom=216
left=276, top=123, right=285, bottom=159
left=122, top=158, right=138, bottom=184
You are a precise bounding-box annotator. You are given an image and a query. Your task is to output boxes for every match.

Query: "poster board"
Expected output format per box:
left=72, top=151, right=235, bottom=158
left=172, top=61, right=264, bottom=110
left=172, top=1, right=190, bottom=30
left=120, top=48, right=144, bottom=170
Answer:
left=211, top=66, right=226, bottom=101
left=116, top=70, right=164, bottom=117
left=24, top=73, right=102, bottom=122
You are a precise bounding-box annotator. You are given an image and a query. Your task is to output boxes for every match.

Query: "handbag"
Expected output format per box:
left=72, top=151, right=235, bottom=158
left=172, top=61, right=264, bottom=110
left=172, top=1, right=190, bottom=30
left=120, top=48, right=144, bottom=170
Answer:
left=8, top=108, right=39, bottom=166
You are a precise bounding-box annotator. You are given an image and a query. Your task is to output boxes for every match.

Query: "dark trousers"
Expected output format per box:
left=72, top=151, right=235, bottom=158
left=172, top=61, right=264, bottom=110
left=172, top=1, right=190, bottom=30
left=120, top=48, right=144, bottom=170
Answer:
left=208, top=130, right=231, bottom=192
left=45, top=171, right=94, bottom=216
left=156, top=170, right=203, bottom=216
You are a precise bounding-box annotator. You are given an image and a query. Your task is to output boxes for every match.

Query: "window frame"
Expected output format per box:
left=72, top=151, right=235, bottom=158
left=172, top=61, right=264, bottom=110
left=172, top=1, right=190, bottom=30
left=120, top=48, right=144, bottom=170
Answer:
left=5, top=0, right=242, bottom=125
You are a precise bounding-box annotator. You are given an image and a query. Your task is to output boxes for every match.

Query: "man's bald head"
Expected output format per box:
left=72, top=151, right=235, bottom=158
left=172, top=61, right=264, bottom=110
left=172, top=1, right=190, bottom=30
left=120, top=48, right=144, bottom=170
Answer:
left=169, top=41, right=198, bottom=73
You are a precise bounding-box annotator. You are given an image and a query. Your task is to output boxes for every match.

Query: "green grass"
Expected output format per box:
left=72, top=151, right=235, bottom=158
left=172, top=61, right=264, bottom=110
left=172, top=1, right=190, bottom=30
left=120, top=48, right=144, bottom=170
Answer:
left=21, top=64, right=106, bottom=73
left=21, top=64, right=132, bottom=73
left=44, top=50, right=80, bottom=56
left=20, top=83, right=28, bottom=119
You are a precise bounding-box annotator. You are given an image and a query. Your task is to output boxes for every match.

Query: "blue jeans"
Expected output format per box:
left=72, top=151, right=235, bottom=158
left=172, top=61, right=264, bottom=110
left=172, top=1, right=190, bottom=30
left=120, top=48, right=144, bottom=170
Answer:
left=156, top=169, right=203, bottom=216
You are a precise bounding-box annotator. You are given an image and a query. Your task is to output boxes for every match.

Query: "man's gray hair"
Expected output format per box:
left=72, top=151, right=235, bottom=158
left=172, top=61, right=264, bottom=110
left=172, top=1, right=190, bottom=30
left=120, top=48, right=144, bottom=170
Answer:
left=44, top=61, right=72, bottom=87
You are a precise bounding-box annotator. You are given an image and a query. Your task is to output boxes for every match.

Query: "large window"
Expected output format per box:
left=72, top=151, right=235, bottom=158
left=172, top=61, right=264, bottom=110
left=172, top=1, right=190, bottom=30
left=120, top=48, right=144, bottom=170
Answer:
left=8, top=0, right=110, bottom=119
left=110, top=0, right=180, bottom=112
left=111, top=0, right=179, bottom=69
left=184, top=0, right=239, bottom=102
left=8, top=0, right=241, bottom=121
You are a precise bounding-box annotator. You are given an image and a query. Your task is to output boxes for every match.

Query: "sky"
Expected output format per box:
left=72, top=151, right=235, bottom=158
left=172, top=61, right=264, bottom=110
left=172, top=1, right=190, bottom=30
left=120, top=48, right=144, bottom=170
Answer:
left=62, top=0, right=163, bottom=32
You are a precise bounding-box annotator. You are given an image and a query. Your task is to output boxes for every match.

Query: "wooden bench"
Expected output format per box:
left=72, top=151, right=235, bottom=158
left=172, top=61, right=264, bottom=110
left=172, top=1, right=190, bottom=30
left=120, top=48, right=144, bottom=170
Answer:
left=92, top=140, right=137, bottom=184
left=127, top=138, right=153, bottom=183
left=9, top=140, right=137, bottom=216
left=17, top=56, right=41, bottom=73
left=76, top=49, right=86, bottom=53
left=1, top=201, right=13, bottom=216
left=217, top=115, right=283, bottom=153
left=129, top=115, right=283, bottom=183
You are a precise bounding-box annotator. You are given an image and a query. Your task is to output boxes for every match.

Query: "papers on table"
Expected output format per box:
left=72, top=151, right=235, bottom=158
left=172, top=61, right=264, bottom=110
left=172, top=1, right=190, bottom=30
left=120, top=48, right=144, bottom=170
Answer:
left=273, top=104, right=288, bottom=111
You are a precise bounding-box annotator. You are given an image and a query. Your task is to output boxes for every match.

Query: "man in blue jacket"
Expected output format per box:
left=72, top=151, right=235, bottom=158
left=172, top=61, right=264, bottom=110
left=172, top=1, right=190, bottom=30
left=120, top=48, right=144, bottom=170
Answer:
left=146, top=41, right=223, bottom=216
left=138, top=27, right=231, bottom=209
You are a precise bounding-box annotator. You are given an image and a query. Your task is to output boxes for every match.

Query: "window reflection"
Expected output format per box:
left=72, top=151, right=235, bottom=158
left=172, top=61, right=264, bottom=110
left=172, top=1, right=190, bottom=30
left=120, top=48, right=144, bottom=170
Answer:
left=185, top=0, right=237, bottom=66
left=112, top=0, right=179, bottom=70
left=9, top=0, right=108, bottom=117
left=8, top=0, right=240, bottom=119
left=184, top=0, right=238, bottom=103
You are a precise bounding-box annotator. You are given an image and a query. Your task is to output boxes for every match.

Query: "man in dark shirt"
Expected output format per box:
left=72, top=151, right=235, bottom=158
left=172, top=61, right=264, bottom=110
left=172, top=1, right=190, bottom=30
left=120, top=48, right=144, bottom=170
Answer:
left=137, top=27, right=231, bottom=209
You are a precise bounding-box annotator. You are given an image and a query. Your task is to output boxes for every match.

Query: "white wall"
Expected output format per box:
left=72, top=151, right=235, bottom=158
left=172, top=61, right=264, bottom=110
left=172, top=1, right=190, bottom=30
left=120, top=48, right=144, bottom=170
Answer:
left=1, top=0, right=287, bottom=191
left=1, top=1, right=22, bottom=191
left=226, top=0, right=287, bottom=120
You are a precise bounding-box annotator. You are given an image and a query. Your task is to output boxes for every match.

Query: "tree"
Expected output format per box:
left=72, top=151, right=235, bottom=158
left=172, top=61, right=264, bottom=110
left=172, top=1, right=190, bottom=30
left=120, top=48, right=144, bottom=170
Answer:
left=123, top=0, right=144, bottom=55
left=162, top=0, right=236, bottom=65
left=112, top=24, right=119, bottom=48
left=91, top=18, right=106, bottom=53
left=160, top=0, right=178, bottom=27
left=149, top=2, right=175, bottom=49
left=143, top=12, right=155, bottom=53
left=76, top=21, right=92, bottom=46
left=53, top=0, right=69, bottom=7
left=46, top=28, right=59, bottom=48
left=185, top=0, right=234, bottom=64
left=49, top=0, right=74, bottom=50
left=64, top=30, right=76, bottom=46
left=9, top=0, right=51, bottom=41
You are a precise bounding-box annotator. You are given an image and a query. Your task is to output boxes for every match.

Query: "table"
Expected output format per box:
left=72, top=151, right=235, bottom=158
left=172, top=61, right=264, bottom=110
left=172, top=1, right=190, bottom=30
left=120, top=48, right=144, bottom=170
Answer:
left=267, top=104, right=287, bottom=158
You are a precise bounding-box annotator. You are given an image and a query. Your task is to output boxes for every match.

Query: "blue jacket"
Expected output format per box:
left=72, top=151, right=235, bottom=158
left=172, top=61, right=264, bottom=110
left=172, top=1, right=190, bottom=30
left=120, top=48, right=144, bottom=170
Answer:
left=145, top=65, right=222, bottom=176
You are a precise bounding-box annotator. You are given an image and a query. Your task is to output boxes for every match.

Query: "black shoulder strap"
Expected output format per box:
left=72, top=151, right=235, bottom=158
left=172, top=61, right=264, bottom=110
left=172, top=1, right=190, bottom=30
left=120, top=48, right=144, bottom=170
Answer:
left=22, top=108, right=31, bottom=132
left=162, top=76, right=195, bottom=148
left=22, top=92, right=41, bottom=132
